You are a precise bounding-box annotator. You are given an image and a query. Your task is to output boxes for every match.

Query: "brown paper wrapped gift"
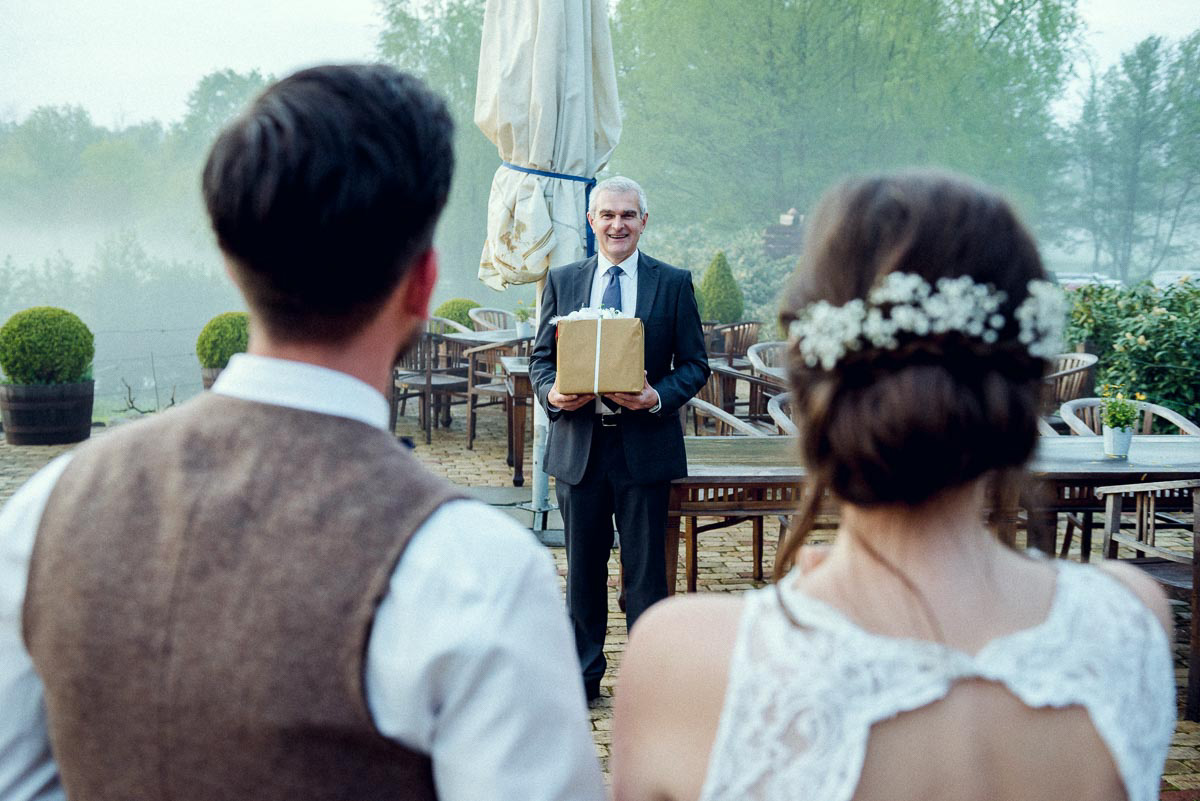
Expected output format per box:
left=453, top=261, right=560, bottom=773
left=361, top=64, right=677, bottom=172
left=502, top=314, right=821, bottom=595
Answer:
left=556, top=317, right=645, bottom=394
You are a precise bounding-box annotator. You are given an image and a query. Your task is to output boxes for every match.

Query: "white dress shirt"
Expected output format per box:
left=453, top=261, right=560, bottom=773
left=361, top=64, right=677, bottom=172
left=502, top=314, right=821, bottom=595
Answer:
left=0, top=353, right=605, bottom=801
left=589, top=250, right=640, bottom=317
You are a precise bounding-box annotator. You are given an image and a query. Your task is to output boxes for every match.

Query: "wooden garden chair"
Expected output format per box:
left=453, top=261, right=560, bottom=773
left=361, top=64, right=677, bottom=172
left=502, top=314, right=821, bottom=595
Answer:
left=468, top=307, right=514, bottom=331
left=1097, top=479, right=1200, bottom=719
left=1056, top=399, right=1200, bottom=561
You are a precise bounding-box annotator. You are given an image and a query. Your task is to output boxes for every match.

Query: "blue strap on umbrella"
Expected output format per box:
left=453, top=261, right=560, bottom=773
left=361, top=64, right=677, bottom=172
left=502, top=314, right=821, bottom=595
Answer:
left=502, top=162, right=598, bottom=258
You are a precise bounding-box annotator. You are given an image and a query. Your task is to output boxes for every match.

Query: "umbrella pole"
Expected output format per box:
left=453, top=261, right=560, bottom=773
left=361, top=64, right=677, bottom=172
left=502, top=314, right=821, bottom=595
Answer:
left=530, top=276, right=554, bottom=531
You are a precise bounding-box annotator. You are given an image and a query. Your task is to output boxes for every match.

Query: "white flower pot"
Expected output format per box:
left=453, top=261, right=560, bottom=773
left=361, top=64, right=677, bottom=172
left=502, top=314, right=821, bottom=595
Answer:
left=515, top=320, right=534, bottom=339
left=1102, top=424, right=1134, bottom=460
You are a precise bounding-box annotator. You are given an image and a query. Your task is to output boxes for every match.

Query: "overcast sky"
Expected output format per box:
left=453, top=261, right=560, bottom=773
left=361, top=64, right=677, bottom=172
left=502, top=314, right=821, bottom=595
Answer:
left=0, top=0, right=1197, bottom=128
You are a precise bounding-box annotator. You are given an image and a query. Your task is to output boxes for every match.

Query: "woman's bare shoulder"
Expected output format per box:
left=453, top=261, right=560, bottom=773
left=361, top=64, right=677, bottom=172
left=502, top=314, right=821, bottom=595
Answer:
left=1094, top=560, right=1173, bottom=634
left=617, top=594, right=748, bottom=716
left=613, top=594, right=749, bottom=801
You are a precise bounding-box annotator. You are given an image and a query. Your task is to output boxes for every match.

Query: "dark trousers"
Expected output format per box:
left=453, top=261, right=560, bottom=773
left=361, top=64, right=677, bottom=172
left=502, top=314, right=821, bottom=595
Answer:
left=556, top=420, right=669, bottom=684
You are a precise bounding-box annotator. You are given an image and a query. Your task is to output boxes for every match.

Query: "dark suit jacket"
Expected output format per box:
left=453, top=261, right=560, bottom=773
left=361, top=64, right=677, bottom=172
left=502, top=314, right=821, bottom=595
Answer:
left=529, top=253, right=711, bottom=485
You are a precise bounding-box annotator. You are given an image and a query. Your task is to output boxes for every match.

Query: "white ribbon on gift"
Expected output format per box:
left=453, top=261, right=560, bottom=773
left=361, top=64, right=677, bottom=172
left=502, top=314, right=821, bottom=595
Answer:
left=593, top=317, right=603, bottom=394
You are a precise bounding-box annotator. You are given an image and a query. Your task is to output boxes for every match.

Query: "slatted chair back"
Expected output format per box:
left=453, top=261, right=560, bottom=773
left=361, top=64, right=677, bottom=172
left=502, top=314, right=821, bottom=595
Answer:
left=392, top=330, right=469, bottom=444
left=428, top=315, right=472, bottom=335
left=691, top=372, right=726, bottom=435
left=747, top=341, right=787, bottom=379
left=1061, top=398, right=1200, bottom=436
left=426, top=316, right=469, bottom=367
left=1096, top=479, right=1200, bottom=719
left=712, top=321, right=761, bottom=366
left=767, top=391, right=798, bottom=436
left=1045, top=352, right=1098, bottom=408
left=468, top=307, right=514, bottom=331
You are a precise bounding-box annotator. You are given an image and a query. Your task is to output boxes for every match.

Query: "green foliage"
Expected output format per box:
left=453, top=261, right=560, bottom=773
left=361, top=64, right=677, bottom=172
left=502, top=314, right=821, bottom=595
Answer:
left=610, top=0, right=1080, bottom=234
left=1070, top=33, right=1200, bottom=281
left=644, top=225, right=794, bottom=337
left=195, top=312, right=249, bottom=369
left=697, top=251, right=745, bottom=324
left=1098, top=384, right=1139, bottom=430
left=513, top=300, right=533, bottom=323
left=1067, top=279, right=1200, bottom=421
left=376, top=0, right=495, bottom=298
left=433, top=298, right=481, bottom=328
left=0, top=306, right=94, bottom=385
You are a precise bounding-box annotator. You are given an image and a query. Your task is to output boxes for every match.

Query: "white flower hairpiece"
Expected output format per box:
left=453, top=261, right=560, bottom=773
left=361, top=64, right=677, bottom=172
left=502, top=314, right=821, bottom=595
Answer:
left=787, top=273, right=1065, bottom=370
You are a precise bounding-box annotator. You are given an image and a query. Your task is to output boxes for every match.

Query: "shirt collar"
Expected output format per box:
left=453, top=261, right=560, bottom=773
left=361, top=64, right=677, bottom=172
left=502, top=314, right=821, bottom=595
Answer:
left=597, top=249, right=639, bottom=279
left=211, top=353, right=390, bottom=431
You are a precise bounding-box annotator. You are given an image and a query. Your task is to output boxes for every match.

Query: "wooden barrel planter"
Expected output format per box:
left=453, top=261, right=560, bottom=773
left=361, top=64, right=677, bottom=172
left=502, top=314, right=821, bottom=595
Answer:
left=0, top=381, right=94, bottom=445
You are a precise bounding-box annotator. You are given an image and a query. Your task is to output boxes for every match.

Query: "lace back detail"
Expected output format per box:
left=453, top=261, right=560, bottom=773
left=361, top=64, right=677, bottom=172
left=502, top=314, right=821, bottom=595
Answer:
left=698, top=561, right=1175, bottom=801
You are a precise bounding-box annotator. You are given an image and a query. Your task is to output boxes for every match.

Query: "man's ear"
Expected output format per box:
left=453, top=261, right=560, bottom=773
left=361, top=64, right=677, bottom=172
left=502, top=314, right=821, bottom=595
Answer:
left=401, top=248, right=438, bottom=317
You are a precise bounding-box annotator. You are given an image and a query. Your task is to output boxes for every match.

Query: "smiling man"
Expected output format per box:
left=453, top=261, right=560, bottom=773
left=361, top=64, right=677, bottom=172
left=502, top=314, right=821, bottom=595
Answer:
left=529, top=176, right=710, bottom=702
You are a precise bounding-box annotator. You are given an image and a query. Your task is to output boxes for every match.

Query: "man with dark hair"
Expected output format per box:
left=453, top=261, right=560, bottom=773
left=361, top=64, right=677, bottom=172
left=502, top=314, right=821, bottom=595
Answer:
left=0, top=65, right=603, bottom=801
left=529, top=176, right=710, bottom=702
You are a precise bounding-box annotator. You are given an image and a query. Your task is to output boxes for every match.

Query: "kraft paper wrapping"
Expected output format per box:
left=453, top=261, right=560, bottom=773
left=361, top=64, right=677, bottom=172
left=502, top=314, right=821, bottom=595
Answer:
left=557, top=317, right=645, bottom=394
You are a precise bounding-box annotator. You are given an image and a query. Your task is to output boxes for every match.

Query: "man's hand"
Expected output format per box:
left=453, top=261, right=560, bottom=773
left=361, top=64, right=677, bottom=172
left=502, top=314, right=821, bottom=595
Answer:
left=605, top=373, right=660, bottom=411
left=548, top=381, right=596, bottom=411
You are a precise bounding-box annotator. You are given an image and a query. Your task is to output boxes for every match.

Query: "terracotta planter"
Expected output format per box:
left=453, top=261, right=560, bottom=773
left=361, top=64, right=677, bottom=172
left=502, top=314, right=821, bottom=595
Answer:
left=201, top=367, right=223, bottom=390
left=0, top=381, right=94, bottom=445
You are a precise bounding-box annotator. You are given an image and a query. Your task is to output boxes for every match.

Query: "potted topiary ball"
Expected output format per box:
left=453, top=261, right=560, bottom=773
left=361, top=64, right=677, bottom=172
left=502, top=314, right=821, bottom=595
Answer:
left=0, top=306, right=96, bottom=445
left=196, top=312, right=249, bottom=389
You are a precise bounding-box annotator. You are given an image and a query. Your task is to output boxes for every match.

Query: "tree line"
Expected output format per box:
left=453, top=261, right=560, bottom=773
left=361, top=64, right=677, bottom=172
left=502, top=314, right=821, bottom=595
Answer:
left=1, top=1, right=1196, bottom=308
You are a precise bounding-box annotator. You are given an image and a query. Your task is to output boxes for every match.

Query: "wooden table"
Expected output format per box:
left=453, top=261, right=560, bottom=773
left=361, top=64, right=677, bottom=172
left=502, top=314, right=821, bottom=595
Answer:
left=442, top=328, right=533, bottom=348
left=1024, top=435, right=1200, bottom=553
left=666, top=434, right=1200, bottom=592
left=500, top=356, right=532, bottom=487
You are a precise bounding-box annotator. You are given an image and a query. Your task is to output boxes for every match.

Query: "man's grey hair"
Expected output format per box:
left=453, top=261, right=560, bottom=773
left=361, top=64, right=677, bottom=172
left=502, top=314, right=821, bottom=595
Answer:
left=589, top=176, right=648, bottom=217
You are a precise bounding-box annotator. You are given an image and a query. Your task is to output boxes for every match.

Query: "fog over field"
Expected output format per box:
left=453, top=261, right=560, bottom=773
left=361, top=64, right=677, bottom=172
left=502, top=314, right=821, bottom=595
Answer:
left=0, top=0, right=1196, bottom=416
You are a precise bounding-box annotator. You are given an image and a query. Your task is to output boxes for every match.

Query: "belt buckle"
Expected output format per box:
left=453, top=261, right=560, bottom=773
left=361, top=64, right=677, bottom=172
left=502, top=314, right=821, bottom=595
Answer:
left=600, top=415, right=619, bottom=428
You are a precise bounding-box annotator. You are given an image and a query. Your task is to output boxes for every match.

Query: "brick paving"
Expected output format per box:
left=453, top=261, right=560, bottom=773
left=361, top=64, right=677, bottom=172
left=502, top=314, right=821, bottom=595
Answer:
left=1, top=402, right=1197, bottom=795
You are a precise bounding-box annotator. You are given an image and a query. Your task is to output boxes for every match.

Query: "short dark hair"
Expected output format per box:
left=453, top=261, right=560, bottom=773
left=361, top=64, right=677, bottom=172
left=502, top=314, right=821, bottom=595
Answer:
left=202, top=64, right=454, bottom=342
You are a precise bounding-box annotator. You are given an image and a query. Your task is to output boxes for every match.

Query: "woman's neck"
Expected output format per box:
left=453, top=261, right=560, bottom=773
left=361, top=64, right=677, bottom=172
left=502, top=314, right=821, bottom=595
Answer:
left=799, top=480, right=1019, bottom=641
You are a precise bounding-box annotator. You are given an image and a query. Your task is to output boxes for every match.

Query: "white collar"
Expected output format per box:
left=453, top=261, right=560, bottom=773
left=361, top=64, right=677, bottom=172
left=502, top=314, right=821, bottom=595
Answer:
left=598, top=249, right=639, bottom=278
left=211, top=353, right=390, bottom=431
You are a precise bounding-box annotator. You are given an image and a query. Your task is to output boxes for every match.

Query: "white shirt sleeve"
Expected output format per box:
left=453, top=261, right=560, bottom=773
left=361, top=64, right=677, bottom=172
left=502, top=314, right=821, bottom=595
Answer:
left=365, top=499, right=605, bottom=801
left=0, top=454, right=72, bottom=801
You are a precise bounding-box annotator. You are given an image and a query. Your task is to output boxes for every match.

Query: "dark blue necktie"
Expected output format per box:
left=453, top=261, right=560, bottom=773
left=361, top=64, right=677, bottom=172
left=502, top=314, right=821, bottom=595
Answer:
left=601, top=265, right=623, bottom=312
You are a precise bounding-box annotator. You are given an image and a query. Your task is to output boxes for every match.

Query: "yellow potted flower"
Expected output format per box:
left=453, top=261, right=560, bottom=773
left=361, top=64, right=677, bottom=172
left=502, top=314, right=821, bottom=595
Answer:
left=1099, top=384, right=1141, bottom=460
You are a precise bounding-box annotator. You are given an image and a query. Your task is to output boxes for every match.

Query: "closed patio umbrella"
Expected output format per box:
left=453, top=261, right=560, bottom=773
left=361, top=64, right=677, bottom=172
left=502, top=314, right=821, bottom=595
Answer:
left=475, top=0, right=621, bottom=523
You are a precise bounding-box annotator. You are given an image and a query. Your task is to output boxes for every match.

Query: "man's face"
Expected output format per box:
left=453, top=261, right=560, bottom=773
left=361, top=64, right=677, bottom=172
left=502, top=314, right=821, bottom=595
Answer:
left=587, top=189, right=647, bottom=265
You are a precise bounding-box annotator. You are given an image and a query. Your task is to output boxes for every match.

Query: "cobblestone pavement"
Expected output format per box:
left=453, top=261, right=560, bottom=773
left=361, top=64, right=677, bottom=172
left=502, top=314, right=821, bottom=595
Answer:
left=2, top=403, right=1198, bottom=796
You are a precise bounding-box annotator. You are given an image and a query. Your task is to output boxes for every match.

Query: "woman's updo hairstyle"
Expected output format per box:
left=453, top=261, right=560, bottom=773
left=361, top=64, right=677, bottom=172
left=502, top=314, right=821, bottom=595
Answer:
left=775, top=171, right=1049, bottom=577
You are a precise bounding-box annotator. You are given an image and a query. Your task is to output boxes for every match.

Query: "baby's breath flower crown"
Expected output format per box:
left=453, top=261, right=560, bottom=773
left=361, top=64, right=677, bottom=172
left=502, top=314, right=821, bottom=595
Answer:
left=787, top=272, right=1066, bottom=371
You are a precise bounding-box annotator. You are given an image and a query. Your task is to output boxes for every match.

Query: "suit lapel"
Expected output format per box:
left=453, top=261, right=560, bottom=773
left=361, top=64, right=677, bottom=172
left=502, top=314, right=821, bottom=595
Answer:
left=573, top=256, right=599, bottom=312
left=634, top=253, right=661, bottom=321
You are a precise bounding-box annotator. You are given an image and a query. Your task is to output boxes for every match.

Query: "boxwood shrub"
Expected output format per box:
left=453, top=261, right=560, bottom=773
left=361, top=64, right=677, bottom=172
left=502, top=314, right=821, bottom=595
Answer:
left=196, top=312, right=249, bottom=370
left=433, top=298, right=481, bottom=329
left=0, top=306, right=94, bottom=385
left=697, top=251, right=744, bottom=324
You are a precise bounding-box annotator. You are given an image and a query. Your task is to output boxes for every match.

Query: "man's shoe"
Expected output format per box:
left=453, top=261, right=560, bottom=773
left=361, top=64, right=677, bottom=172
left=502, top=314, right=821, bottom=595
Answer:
left=584, top=678, right=602, bottom=703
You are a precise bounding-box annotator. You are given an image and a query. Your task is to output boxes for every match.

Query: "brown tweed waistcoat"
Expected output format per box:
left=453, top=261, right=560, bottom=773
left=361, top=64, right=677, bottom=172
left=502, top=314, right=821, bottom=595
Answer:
left=23, top=393, right=463, bottom=801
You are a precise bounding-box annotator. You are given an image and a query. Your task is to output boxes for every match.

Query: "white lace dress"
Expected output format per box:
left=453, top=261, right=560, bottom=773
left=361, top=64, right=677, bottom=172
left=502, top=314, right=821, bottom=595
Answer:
left=698, top=559, right=1176, bottom=801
